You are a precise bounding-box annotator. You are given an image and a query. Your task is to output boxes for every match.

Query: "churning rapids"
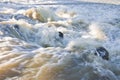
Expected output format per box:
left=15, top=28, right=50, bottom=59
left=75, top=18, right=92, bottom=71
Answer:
left=0, top=1, right=120, bottom=80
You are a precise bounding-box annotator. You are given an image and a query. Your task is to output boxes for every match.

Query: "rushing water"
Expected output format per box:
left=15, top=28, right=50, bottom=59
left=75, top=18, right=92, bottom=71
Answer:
left=0, top=1, right=120, bottom=80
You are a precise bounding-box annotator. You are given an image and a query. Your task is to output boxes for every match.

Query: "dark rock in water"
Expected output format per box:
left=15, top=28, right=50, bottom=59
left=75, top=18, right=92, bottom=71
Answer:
left=95, top=47, right=109, bottom=60
left=14, top=24, right=19, bottom=29
left=58, top=32, right=63, bottom=38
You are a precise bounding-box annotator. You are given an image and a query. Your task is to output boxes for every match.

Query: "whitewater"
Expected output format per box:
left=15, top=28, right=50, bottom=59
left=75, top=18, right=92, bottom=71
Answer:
left=0, top=0, right=120, bottom=80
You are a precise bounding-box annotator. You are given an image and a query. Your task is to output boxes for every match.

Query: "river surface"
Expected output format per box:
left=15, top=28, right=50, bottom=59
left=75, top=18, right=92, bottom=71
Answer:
left=0, top=0, right=120, bottom=80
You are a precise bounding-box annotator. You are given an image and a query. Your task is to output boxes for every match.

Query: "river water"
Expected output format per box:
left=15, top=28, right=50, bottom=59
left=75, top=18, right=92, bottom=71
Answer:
left=0, top=0, right=120, bottom=80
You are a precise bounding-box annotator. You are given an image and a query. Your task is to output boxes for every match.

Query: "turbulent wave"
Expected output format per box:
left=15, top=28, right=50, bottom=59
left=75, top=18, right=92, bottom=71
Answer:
left=0, top=1, right=120, bottom=80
